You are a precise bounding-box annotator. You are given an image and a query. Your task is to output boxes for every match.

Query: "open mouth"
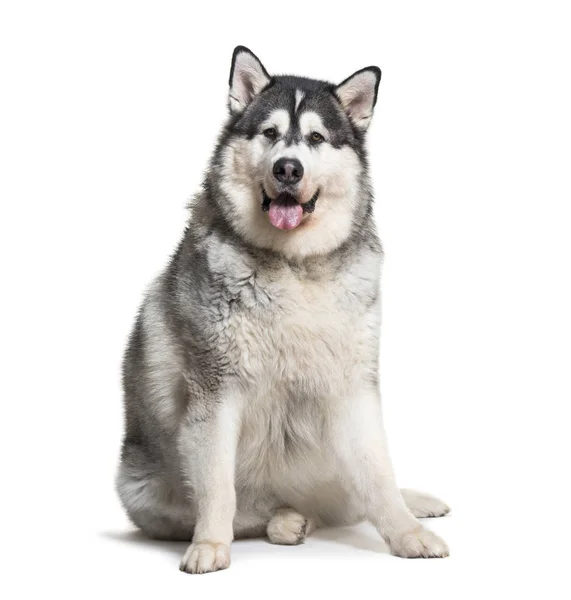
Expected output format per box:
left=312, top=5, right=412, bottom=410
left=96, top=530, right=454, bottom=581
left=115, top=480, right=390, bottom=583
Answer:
left=261, top=188, right=319, bottom=230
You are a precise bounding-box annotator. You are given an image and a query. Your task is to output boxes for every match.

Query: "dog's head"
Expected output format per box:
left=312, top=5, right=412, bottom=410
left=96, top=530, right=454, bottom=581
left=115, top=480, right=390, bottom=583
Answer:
left=212, top=46, right=381, bottom=260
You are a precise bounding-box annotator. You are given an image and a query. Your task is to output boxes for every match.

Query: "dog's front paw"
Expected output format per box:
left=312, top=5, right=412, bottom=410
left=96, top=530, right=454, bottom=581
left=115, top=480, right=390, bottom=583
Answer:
left=390, top=526, right=449, bottom=558
left=179, top=542, right=230, bottom=574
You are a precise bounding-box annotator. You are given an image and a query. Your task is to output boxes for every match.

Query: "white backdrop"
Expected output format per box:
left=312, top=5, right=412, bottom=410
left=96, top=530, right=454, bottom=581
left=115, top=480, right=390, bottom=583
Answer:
left=1, top=1, right=570, bottom=598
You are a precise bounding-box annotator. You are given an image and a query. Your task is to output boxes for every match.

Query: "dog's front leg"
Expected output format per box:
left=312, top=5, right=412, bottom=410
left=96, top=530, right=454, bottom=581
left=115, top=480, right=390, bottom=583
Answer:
left=178, top=395, right=241, bottom=574
left=331, top=388, right=449, bottom=558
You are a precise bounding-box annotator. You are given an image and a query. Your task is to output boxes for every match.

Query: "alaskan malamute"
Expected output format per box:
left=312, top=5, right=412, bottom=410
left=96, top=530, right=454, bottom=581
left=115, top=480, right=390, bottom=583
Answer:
left=117, top=46, right=450, bottom=574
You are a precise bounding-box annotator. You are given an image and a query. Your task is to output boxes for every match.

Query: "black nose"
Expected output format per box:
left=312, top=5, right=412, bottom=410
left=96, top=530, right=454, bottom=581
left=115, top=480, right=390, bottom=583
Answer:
left=273, top=158, right=304, bottom=185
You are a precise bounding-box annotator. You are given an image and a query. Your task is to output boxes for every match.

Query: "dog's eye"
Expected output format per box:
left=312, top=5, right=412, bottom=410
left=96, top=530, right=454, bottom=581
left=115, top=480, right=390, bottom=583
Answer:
left=263, top=128, right=277, bottom=139
left=310, top=131, right=324, bottom=144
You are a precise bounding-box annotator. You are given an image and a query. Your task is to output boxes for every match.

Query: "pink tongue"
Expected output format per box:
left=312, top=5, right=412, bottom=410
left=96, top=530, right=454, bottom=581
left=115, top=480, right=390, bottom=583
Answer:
left=268, top=201, right=303, bottom=230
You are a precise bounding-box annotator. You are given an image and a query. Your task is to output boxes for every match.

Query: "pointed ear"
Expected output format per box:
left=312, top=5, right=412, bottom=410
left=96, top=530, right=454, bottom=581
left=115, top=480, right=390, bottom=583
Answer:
left=228, top=46, right=271, bottom=115
left=335, top=67, right=382, bottom=130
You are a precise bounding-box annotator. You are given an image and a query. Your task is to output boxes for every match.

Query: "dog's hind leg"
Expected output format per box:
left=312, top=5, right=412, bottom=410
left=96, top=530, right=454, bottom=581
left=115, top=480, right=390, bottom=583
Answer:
left=401, top=489, right=450, bottom=518
left=116, top=467, right=195, bottom=541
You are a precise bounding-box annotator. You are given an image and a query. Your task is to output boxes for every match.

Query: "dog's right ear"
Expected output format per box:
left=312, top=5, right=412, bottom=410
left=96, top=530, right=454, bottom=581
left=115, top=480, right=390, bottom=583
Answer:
left=228, top=46, right=271, bottom=115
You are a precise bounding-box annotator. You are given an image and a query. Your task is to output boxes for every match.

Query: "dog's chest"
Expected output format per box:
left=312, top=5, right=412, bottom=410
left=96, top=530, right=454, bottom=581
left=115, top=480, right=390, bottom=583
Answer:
left=208, top=242, right=381, bottom=399
left=237, top=279, right=355, bottom=393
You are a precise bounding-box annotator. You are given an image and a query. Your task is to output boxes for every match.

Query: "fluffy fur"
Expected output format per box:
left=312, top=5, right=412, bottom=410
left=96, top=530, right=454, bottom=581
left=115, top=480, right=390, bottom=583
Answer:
left=116, top=46, right=449, bottom=574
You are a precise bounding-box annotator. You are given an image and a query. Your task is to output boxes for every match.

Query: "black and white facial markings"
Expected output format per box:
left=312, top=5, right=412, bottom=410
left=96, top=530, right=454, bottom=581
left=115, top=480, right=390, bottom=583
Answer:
left=218, top=46, right=381, bottom=260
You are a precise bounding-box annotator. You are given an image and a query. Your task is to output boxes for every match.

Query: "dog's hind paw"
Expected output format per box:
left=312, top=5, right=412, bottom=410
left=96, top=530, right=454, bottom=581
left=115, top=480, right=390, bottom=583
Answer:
left=401, top=488, right=450, bottom=518
left=267, top=508, right=311, bottom=545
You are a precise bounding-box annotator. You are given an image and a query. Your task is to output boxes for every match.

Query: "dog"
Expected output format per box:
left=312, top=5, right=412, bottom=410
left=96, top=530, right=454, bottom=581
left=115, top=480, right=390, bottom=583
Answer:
left=116, top=46, right=450, bottom=574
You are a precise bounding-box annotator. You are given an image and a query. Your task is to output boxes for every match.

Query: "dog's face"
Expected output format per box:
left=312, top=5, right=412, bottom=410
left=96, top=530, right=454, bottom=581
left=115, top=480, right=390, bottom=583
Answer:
left=215, top=47, right=381, bottom=260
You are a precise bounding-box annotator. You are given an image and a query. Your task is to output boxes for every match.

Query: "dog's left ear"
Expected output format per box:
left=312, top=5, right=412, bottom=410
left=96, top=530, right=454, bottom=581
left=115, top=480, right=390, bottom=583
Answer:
left=335, top=67, right=382, bottom=131
left=228, top=46, right=271, bottom=115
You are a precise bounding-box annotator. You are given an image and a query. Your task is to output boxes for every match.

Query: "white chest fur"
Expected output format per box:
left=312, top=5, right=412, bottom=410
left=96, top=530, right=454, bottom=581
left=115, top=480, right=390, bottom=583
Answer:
left=206, top=235, right=381, bottom=401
